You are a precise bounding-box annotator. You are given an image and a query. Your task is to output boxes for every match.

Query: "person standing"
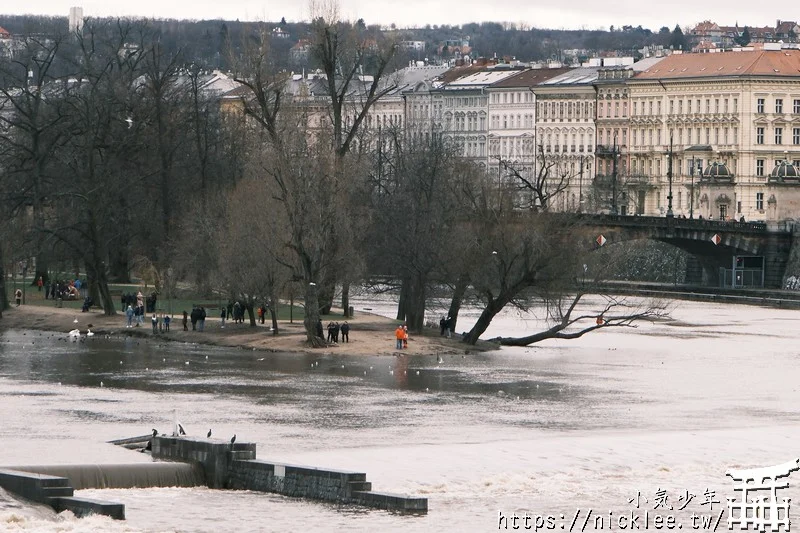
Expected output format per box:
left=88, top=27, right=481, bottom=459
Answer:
left=220, top=307, right=227, bottom=329
left=199, top=307, right=206, bottom=332
left=36, top=277, right=43, bottom=292
left=151, top=314, right=158, bottom=333
left=125, top=305, right=134, bottom=328
left=14, top=289, right=22, bottom=306
left=182, top=311, right=188, bottom=331
left=341, top=322, right=350, bottom=342
left=164, top=314, right=171, bottom=332
left=395, top=325, right=404, bottom=350
left=403, top=325, right=409, bottom=349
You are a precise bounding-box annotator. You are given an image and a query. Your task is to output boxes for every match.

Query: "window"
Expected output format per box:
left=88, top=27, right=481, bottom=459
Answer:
left=756, top=192, right=764, bottom=211
left=776, top=99, right=783, bottom=114
left=724, top=98, right=728, bottom=113
left=715, top=99, right=719, bottom=112
left=775, top=127, right=783, bottom=144
left=757, top=127, right=765, bottom=144
left=705, top=99, right=710, bottom=113
left=678, top=100, right=683, bottom=114
left=757, top=98, right=765, bottom=113
left=670, top=100, right=674, bottom=114
left=734, top=98, right=738, bottom=112
left=794, top=128, right=800, bottom=145
left=757, top=159, right=765, bottom=177
left=795, top=99, right=800, bottom=114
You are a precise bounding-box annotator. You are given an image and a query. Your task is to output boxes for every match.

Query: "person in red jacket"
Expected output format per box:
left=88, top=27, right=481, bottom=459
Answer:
left=395, top=325, right=405, bottom=350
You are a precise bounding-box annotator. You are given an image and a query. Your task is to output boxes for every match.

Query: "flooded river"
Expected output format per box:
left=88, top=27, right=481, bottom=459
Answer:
left=1, top=297, right=799, bottom=532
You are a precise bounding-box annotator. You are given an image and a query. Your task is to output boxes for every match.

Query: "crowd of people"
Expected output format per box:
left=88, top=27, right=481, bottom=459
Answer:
left=44, top=279, right=84, bottom=301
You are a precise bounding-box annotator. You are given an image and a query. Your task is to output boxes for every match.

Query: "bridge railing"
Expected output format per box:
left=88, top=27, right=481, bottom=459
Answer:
left=575, top=214, right=769, bottom=233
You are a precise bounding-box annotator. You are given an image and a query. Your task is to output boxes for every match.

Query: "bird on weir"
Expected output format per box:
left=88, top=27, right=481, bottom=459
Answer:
left=230, top=434, right=236, bottom=444
left=178, top=423, right=186, bottom=436
left=152, top=428, right=158, bottom=437
left=207, top=429, right=212, bottom=438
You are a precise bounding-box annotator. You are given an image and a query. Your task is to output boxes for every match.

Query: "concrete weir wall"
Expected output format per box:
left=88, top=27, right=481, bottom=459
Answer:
left=0, top=469, right=125, bottom=520
left=152, top=436, right=427, bottom=512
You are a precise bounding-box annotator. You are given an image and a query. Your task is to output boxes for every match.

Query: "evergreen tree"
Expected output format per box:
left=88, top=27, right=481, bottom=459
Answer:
left=670, top=24, right=687, bottom=50
left=735, top=26, right=751, bottom=46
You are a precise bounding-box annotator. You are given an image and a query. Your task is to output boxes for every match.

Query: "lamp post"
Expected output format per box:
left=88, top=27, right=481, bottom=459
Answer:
left=611, top=134, right=618, bottom=215
left=578, top=155, right=584, bottom=213
left=689, top=155, right=695, bottom=219
left=666, top=131, right=674, bottom=218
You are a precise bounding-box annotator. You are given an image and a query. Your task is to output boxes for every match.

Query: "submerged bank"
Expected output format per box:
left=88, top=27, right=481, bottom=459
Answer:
left=0, top=303, right=495, bottom=357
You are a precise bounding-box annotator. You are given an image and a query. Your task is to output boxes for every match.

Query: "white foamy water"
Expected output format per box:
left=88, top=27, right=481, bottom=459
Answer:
left=2, top=297, right=800, bottom=532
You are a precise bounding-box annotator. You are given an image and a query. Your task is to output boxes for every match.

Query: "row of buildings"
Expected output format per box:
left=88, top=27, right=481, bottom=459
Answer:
left=226, top=46, right=800, bottom=223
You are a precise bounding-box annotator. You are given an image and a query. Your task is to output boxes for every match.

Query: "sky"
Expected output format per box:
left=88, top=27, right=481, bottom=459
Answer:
left=1, top=1, right=789, bottom=32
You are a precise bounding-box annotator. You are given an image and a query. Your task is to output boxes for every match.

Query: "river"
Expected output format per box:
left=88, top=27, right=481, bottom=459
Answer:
left=1, top=296, right=799, bottom=532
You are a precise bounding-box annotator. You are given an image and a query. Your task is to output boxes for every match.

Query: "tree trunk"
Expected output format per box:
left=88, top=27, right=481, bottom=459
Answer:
left=304, top=282, right=325, bottom=346
left=0, top=246, right=6, bottom=316
left=246, top=300, right=256, bottom=326
left=462, top=297, right=507, bottom=345
left=89, top=261, right=116, bottom=316
left=447, top=274, right=469, bottom=333
left=318, top=269, right=336, bottom=315
left=269, top=307, right=279, bottom=335
left=341, top=281, right=350, bottom=317
left=396, top=277, right=409, bottom=321
left=405, top=273, right=426, bottom=332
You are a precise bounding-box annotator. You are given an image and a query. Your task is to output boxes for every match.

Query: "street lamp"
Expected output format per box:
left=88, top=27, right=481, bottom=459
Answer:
left=611, top=133, right=618, bottom=215
left=689, top=155, right=695, bottom=219
left=578, top=155, right=584, bottom=213
left=666, top=131, right=674, bottom=218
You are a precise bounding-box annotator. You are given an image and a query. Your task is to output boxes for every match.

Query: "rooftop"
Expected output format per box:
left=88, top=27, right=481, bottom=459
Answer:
left=487, top=67, right=573, bottom=89
left=633, top=49, right=800, bottom=80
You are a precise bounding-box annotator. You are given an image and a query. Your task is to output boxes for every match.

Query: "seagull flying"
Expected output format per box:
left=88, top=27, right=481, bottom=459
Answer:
left=125, top=117, right=133, bottom=129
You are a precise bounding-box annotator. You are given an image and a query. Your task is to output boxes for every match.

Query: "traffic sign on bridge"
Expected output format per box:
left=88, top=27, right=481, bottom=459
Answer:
left=596, top=234, right=607, bottom=247
left=711, top=234, right=721, bottom=245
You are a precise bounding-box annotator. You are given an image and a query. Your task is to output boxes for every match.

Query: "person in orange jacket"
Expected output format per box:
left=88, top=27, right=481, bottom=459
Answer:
left=395, top=325, right=405, bottom=350
left=403, top=325, right=409, bottom=349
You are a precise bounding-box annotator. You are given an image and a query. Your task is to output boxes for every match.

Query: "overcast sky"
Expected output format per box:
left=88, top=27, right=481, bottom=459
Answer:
left=2, top=1, right=788, bottom=32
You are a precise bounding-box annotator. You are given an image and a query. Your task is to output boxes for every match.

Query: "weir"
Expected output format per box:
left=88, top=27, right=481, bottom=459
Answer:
left=8, top=462, right=205, bottom=490
left=151, top=435, right=428, bottom=512
left=0, top=435, right=427, bottom=520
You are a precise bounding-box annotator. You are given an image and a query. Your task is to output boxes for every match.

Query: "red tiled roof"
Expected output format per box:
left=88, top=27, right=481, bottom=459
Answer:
left=0, top=26, right=10, bottom=37
left=632, top=49, right=800, bottom=80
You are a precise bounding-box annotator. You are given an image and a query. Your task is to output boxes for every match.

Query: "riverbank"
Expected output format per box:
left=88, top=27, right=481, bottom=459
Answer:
left=0, top=303, right=495, bottom=356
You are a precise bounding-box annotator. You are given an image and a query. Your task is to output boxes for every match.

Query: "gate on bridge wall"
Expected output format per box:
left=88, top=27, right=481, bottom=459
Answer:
left=720, top=255, right=765, bottom=288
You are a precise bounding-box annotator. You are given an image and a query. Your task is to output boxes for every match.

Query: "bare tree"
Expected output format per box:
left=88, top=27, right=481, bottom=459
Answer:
left=0, top=32, right=69, bottom=286
left=497, top=144, right=581, bottom=212
left=217, top=178, right=292, bottom=329
left=492, top=294, right=668, bottom=346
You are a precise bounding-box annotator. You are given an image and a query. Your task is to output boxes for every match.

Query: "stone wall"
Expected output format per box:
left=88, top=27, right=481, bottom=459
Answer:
left=152, top=436, right=427, bottom=511
left=228, top=459, right=369, bottom=501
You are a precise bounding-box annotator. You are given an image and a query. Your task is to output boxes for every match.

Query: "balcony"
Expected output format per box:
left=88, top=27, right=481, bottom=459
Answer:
left=596, top=144, right=626, bottom=155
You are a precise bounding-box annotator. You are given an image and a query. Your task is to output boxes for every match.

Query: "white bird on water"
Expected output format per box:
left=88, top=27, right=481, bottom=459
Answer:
left=73, top=318, right=79, bottom=324
left=68, top=329, right=80, bottom=337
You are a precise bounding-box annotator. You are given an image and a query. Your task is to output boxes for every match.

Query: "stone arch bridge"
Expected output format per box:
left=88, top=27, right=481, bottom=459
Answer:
left=570, top=214, right=796, bottom=288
